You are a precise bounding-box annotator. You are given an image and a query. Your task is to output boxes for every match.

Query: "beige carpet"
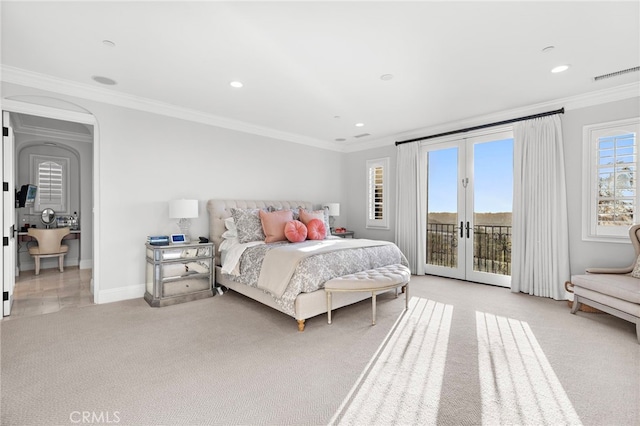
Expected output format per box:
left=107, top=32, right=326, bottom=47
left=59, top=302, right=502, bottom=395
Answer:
left=1, top=275, right=638, bottom=425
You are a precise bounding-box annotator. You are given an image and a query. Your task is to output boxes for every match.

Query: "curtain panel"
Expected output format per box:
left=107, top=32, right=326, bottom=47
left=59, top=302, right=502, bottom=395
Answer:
left=395, top=142, right=426, bottom=275
left=511, top=115, right=570, bottom=300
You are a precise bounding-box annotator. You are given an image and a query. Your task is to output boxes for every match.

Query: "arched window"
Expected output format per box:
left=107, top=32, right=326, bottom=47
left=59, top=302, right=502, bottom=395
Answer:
left=30, top=154, right=69, bottom=213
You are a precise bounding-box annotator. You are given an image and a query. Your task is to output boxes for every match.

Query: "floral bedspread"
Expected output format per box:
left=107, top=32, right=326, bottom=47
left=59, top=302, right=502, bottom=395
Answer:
left=221, top=240, right=409, bottom=316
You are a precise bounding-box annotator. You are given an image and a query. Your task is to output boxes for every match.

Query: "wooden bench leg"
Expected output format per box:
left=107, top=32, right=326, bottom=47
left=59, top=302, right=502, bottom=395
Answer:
left=297, top=319, right=305, bottom=332
left=34, top=257, right=40, bottom=275
left=372, top=292, right=377, bottom=325
left=59, top=254, right=64, bottom=272
left=404, top=283, right=409, bottom=310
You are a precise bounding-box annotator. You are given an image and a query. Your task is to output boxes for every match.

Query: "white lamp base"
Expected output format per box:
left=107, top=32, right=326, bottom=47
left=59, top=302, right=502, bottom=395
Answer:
left=177, top=218, right=192, bottom=241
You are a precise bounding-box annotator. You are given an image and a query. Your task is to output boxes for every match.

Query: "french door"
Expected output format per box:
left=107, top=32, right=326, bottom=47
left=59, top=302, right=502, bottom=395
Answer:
left=424, top=130, right=513, bottom=287
left=3, top=111, right=16, bottom=315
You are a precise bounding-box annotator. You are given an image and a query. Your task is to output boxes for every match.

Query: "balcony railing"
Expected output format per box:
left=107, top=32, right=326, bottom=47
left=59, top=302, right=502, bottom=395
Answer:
left=427, top=223, right=512, bottom=276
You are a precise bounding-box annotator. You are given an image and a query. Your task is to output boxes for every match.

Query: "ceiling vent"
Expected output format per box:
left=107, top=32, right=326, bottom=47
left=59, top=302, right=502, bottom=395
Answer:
left=594, top=66, right=640, bottom=82
left=354, top=133, right=371, bottom=138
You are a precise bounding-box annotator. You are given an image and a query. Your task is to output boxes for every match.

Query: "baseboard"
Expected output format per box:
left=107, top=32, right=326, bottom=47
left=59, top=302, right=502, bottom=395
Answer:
left=79, top=259, right=93, bottom=269
left=97, top=284, right=145, bottom=304
left=19, top=258, right=79, bottom=272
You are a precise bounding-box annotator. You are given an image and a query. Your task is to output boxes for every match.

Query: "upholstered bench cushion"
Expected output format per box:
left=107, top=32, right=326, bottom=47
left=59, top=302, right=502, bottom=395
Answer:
left=324, top=264, right=411, bottom=291
left=572, top=274, right=640, bottom=304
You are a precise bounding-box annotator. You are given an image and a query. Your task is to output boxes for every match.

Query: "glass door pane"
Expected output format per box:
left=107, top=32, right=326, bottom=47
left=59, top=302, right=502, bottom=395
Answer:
left=466, top=134, right=513, bottom=287
left=425, top=143, right=465, bottom=279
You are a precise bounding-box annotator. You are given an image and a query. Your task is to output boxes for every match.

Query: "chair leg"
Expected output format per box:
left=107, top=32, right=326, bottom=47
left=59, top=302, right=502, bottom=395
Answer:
left=59, top=254, right=64, bottom=272
left=34, top=257, right=40, bottom=275
left=570, top=297, right=580, bottom=314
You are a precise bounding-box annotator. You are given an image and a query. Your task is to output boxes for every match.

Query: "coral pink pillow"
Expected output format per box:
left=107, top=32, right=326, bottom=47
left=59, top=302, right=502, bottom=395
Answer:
left=284, top=220, right=307, bottom=243
left=259, top=209, right=294, bottom=243
left=306, top=218, right=326, bottom=240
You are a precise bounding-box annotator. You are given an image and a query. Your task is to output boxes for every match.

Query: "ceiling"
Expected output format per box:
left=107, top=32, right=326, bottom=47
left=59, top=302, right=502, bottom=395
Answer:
left=1, top=1, right=639, bottom=151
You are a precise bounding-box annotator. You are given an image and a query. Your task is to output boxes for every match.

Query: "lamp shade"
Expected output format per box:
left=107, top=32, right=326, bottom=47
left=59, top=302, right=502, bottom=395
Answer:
left=169, top=199, right=199, bottom=219
left=323, top=203, right=340, bottom=216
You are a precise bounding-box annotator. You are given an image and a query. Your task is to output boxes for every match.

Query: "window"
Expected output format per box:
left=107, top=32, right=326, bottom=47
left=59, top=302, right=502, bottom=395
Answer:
left=366, top=157, right=389, bottom=229
left=30, top=154, right=69, bottom=213
left=583, top=118, right=640, bottom=242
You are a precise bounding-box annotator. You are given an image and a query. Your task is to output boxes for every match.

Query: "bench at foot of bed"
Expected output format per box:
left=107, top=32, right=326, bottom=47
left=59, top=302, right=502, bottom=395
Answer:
left=324, top=264, right=411, bottom=326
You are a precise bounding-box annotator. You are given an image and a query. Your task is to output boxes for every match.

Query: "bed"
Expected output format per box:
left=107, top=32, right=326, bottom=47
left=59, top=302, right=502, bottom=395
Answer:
left=207, top=199, right=409, bottom=331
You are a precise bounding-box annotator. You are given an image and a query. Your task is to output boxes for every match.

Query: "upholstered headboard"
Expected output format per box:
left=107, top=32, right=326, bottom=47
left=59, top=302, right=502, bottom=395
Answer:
left=206, top=200, right=314, bottom=266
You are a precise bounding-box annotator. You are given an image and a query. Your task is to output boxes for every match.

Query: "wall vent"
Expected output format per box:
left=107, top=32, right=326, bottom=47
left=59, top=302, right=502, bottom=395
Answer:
left=594, top=66, right=640, bottom=81
left=354, top=133, right=371, bottom=138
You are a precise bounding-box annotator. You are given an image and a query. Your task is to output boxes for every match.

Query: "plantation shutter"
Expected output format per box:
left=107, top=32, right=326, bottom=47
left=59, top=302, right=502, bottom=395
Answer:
left=366, top=157, right=390, bottom=229
left=38, top=161, right=64, bottom=206
left=31, top=155, right=69, bottom=213
left=369, top=165, right=384, bottom=220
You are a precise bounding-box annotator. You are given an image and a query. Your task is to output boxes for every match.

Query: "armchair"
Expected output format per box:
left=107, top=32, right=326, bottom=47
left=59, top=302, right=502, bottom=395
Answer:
left=569, top=224, right=640, bottom=343
left=27, top=227, right=70, bottom=275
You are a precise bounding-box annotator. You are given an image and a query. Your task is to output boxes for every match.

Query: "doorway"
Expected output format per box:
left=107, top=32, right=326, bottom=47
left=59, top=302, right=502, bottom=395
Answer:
left=2, top=100, right=98, bottom=317
left=424, top=130, right=513, bottom=287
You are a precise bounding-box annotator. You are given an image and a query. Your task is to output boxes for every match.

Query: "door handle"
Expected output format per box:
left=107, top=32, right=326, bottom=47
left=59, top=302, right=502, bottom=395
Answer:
left=466, top=221, right=470, bottom=238
left=460, top=221, right=464, bottom=238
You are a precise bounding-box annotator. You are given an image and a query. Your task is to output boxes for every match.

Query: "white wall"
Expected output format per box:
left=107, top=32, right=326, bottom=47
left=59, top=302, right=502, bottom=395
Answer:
left=344, top=145, right=397, bottom=243
left=2, top=82, right=344, bottom=303
left=344, top=96, right=640, bottom=276
left=564, top=97, right=640, bottom=274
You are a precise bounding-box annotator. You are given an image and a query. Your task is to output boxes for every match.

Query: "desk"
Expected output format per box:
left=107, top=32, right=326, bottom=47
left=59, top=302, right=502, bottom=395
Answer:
left=332, top=231, right=355, bottom=238
left=18, top=230, right=81, bottom=242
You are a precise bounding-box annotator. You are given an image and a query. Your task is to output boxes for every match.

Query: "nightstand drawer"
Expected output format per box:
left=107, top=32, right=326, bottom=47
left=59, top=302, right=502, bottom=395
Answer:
left=163, top=277, right=210, bottom=297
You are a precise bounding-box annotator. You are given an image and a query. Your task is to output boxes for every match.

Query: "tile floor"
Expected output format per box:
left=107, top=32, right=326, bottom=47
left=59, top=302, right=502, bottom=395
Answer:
left=6, top=266, right=94, bottom=319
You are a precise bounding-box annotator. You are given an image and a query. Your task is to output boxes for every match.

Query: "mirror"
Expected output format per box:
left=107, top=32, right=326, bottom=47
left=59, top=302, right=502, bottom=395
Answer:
left=41, top=208, right=56, bottom=228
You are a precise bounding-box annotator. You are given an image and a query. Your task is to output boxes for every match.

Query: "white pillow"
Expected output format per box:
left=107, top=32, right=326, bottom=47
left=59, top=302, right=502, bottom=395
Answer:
left=219, top=237, right=238, bottom=252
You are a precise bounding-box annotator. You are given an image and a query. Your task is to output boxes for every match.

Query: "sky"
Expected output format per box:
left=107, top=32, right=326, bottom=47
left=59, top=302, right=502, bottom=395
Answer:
left=427, top=138, right=513, bottom=213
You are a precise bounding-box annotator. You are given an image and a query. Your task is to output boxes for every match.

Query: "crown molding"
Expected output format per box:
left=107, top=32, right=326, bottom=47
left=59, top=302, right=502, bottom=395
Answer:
left=1, top=65, right=345, bottom=152
left=4, top=65, right=636, bottom=155
left=344, top=81, right=640, bottom=153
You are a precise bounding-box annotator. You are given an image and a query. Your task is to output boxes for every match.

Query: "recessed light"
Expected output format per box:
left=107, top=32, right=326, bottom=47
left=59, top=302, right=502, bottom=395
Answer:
left=335, top=138, right=346, bottom=142
left=230, top=81, right=243, bottom=88
left=102, top=40, right=116, bottom=48
left=380, top=74, right=394, bottom=81
left=551, top=64, right=570, bottom=73
left=91, top=75, right=117, bottom=85
left=355, top=123, right=364, bottom=127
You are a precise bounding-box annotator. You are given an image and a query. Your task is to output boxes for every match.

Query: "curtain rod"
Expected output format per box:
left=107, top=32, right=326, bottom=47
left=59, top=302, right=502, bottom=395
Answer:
left=395, top=107, right=565, bottom=146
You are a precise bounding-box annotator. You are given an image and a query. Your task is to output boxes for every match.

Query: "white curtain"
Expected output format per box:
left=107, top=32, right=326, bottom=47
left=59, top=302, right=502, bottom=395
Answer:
left=395, top=142, right=426, bottom=275
left=511, top=115, right=570, bottom=300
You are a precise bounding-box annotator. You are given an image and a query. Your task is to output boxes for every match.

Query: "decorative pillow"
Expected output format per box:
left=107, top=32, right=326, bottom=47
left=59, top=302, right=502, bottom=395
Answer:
left=306, top=218, right=326, bottom=240
left=299, top=208, right=331, bottom=237
left=231, top=208, right=266, bottom=243
left=259, top=209, right=294, bottom=243
left=631, top=255, right=640, bottom=278
left=224, top=217, right=236, bottom=231
left=284, top=220, right=307, bottom=243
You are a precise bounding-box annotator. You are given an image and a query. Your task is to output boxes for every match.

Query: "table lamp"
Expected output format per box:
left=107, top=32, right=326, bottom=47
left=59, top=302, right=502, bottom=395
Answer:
left=169, top=199, right=198, bottom=241
left=323, top=203, right=340, bottom=232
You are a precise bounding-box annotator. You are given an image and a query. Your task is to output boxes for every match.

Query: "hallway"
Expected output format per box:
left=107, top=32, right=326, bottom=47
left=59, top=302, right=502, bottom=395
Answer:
left=6, top=267, right=93, bottom=319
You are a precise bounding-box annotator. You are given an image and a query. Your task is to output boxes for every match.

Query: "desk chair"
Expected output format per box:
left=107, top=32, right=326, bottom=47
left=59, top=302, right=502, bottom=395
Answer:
left=27, top=227, right=70, bottom=275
